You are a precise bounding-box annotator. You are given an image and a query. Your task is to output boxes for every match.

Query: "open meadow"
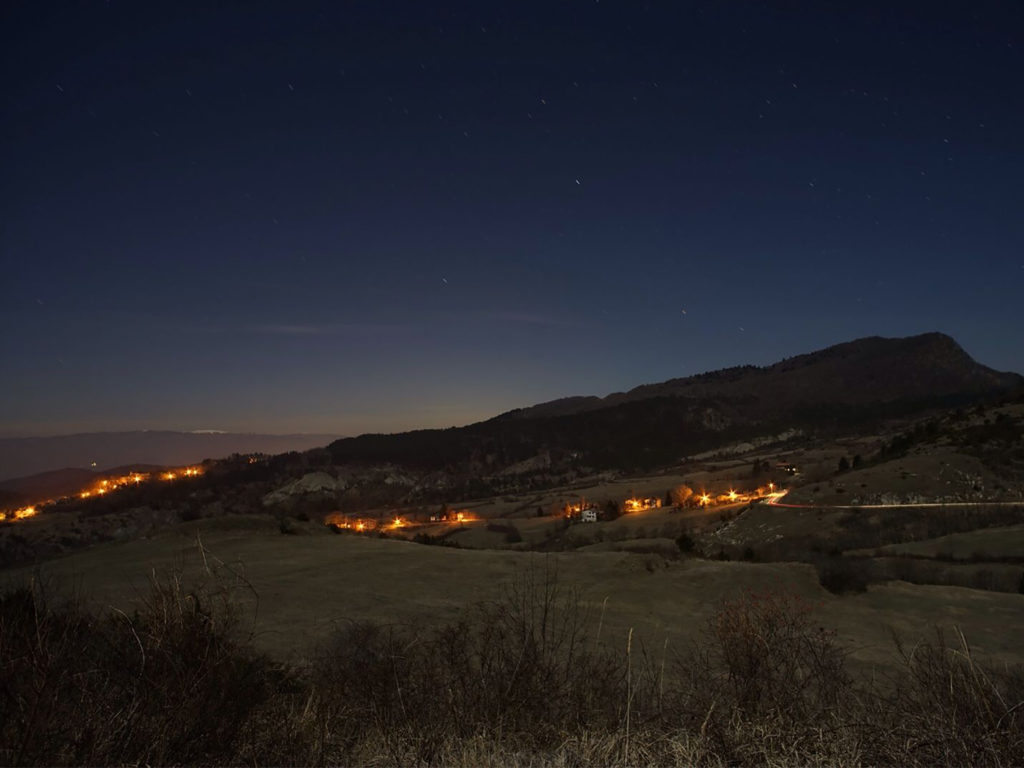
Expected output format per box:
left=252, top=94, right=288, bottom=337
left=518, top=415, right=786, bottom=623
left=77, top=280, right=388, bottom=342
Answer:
left=6, top=513, right=1023, bottom=675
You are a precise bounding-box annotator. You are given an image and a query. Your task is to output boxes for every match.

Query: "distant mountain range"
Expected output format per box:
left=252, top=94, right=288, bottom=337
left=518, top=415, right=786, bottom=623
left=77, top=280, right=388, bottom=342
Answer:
left=4, top=334, right=1020, bottom=492
left=0, top=432, right=341, bottom=484
left=503, top=333, right=1022, bottom=419
left=326, top=333, right=1023, bottom=473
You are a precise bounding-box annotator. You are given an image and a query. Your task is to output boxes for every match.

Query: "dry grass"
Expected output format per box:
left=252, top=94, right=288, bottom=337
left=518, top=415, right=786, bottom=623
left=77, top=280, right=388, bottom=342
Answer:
left=862, top=523, right=1024, bottom=560
left=3, top=561, right=1022, bottom=766
left=5, top=522, right=1024, bottom=676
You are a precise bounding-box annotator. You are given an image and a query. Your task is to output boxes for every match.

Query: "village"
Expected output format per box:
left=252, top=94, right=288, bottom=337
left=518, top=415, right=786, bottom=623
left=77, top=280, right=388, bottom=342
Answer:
left=320, top=480, right=788, bottom=539
left=0, top=466, right=206, bottom=523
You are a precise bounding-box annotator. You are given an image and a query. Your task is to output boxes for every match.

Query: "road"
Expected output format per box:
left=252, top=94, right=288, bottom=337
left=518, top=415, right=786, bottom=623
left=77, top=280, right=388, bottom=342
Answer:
left=765, top=490, right=1024, bottom=511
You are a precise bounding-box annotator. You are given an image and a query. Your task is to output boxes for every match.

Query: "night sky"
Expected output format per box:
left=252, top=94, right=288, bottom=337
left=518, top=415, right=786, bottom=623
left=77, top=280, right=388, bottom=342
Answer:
left=3, top=1, right=1022, bottom=437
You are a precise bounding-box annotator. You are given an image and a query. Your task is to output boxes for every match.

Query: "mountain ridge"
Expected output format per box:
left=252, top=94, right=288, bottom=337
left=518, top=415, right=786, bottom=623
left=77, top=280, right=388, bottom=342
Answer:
left=499, top=333, right=1021, bottom=421
left=326, top=332, right=1022, bottom=474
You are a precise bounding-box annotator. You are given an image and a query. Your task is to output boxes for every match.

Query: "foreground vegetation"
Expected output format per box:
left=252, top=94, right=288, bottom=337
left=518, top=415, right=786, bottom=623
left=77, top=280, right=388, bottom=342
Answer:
left=3, top=563, right=1021, bottom=767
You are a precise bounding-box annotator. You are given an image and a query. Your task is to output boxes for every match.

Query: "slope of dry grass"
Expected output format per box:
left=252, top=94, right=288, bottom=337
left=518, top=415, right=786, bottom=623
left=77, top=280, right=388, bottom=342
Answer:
left=4, top=516, right=1023, bottom=675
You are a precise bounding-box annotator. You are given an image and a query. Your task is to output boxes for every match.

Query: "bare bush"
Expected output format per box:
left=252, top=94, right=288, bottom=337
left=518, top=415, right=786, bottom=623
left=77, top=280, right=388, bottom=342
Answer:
left=861, top=630, right=1024, bottom=766
left=0, top=571, right=277, bottom=766
left=2, top=566, right=1022, bottom=766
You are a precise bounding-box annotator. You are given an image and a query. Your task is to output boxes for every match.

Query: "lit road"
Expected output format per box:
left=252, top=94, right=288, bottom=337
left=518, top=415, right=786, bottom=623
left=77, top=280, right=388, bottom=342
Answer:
left=764, top=490, right=1024, bottom=510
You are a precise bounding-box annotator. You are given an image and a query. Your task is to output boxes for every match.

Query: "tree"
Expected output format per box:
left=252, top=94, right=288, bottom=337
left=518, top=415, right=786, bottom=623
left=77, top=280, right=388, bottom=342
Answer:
left=837, top=456, right=850, bottom=473
left=670, top=484, right=694, bottom=507
left=852, top=454, right=862, bottom=469
left=603, top=499, right=620, bottom=520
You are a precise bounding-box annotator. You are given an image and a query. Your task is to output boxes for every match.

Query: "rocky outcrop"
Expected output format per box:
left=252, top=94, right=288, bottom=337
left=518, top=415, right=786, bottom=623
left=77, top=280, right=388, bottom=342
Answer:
left=262, top=472, right=347, bottom=507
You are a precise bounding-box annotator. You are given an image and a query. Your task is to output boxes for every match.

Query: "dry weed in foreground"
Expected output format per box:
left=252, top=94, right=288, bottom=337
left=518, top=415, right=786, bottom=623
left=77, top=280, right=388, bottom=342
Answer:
left=1, top=557, right=1022, bottom=766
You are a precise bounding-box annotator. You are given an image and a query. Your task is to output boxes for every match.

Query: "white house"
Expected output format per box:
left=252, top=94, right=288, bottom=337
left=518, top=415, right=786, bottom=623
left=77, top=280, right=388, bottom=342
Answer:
left=581, top=508, right=599, bottom=523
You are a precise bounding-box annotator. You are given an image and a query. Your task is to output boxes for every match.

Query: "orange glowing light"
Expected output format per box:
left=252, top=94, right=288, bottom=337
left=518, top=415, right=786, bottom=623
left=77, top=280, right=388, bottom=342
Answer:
left=728, top=490, right=737, bottom=501
left=700, top=494, right=711, bottom=505
left=13, top=506, right=37, bottom=520
left=356, top=522, right=365, bottom=531
left=163, top=472, right=176, bottom=481
left=456, top=512, right=465, bottom=522
left=623, top=497, right=661, bottom=512
left=81, top=491, right=91, bottom=498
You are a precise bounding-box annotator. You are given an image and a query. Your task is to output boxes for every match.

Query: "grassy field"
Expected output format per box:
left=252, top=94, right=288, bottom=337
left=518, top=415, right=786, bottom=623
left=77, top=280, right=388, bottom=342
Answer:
left=705, top=503, right=848, bottom=549
left=864, top=523, right=1024, bottom=560
left=5, top=514, right=1023, bottom=676
left=784, top=449, right=1014, bottom=505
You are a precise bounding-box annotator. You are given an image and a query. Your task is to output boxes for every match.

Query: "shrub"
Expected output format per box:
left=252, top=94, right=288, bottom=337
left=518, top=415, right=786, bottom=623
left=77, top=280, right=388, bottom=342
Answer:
left=865, top=630, right=1024, bottom=766
left=816, top=556, right=873, bottom=594
left=0, top=574, right=275, bottom=766
left=309, top=560, right=627, bottom=760
left=705, top=591, right=849, bottom=720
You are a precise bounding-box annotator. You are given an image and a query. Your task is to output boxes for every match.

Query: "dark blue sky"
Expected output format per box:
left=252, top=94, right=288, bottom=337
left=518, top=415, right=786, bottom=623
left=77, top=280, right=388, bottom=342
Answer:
left=3, top=1, right=1022, bottom=437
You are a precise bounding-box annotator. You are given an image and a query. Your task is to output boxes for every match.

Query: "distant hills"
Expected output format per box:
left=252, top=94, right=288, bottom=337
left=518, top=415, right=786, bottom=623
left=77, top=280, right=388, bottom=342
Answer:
left=0, top=432, right=341, bottom=484
left=0, top=468, right=120, bottom=506
left=327, top=333, right=1023, bottom=473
